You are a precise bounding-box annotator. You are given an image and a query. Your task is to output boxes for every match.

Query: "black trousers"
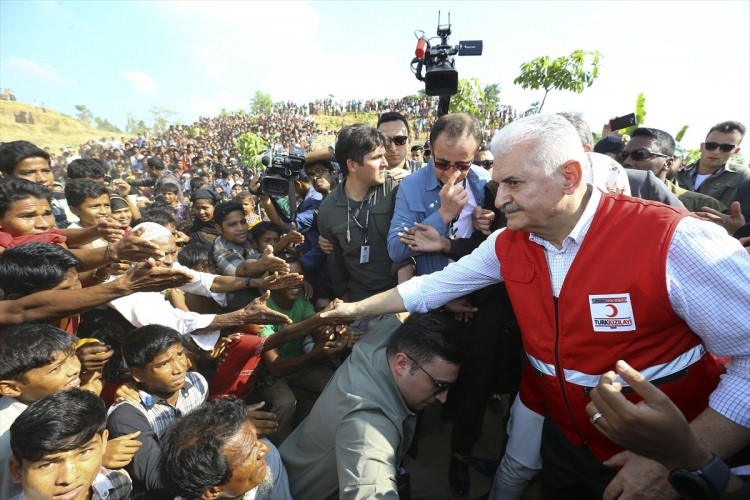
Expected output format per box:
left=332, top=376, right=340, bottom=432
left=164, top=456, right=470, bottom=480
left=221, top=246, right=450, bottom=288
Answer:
left=540, top=417, right=616, bottom=499
left=449, top=284, right=522, bottom=455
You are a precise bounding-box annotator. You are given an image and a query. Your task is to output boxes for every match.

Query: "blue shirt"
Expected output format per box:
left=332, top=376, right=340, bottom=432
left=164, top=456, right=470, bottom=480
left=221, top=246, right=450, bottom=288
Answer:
left=387, top=163, right=490, bottom=276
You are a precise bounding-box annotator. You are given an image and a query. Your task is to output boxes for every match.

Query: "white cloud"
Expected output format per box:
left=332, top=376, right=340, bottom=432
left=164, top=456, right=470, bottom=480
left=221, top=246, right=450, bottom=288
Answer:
left=6, top=57, right=76, bottom=87
left=188, top=91, right=247, bottom=119
left=120, top=70, right=159, bottom=94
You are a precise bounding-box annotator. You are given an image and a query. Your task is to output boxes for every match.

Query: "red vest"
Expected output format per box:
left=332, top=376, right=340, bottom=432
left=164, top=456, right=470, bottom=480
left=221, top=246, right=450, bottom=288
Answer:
left=496, top=193, right=721, bottom=460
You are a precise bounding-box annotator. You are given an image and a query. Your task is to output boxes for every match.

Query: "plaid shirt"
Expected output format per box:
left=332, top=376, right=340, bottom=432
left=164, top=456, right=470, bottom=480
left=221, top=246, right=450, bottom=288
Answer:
left=107, top=371, right=208, bottom=439
left=212, top=235, right=260, bottom=276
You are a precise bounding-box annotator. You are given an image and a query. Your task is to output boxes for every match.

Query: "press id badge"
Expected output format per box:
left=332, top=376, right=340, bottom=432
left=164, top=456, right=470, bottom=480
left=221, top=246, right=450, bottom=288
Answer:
left=360, top=245, right=371, bottom=264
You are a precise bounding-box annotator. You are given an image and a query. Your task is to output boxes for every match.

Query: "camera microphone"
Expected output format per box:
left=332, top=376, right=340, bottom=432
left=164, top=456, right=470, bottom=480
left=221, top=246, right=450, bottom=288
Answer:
left=415, top=36, right=427, bottom=59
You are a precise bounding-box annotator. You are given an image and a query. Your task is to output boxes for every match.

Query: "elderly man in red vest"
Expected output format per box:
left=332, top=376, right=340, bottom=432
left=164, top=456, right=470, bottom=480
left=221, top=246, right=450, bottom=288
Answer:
left=321, top=113, right=750, bottom=499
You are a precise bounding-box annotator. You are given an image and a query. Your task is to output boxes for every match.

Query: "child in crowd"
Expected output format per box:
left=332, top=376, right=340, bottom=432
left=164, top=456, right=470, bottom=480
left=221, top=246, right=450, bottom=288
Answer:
left=250, top=221, right=303, bottom=256
left=235, top=190, right=262, bottom=229
left=258, top=255, right=350, bottom=440
left=109, top=196, right=133, bottom=236
left=10, top=389, right=132, bottom=500
left=106, top=324, right=208, bottom=498
left=0, top=324, right=82, bottom=499
left=9, top=389, right=132, bottom=500
left=64, top=179, right=114, bottom=248
left=159, top=184, right=190, bottom=230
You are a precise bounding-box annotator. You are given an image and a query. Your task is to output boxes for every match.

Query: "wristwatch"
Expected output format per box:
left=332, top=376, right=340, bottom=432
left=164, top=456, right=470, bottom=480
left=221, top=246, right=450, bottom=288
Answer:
left=668, top=454, right=731, bottom=500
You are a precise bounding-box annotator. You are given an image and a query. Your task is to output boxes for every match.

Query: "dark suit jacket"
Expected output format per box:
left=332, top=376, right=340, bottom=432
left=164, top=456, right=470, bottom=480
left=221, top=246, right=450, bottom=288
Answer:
left=626, top=169, right=685, bottom=208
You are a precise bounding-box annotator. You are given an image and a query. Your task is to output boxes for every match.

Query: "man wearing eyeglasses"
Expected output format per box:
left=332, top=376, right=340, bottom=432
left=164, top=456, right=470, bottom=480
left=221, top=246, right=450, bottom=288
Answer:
left=279, top=313, right=460, bottom=500
left=386, top=113, right=492, bottom=496
left=622, top=128, right=726, bottom=212
left=475, top=145, right=495, bottom=170
left=387, top=113, right=491, bottom=277
left=377, top=112, right=424, bottom=179
left=321, top=113, right=750, bottom=500
left=675, top=121, right=750, bottom=213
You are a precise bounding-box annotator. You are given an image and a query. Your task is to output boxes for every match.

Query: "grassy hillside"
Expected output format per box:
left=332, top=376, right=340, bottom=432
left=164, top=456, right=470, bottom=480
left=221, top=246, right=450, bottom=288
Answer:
left=0, top=100, right=124, bottom=152
left=0, top=100, right=381, bottom=153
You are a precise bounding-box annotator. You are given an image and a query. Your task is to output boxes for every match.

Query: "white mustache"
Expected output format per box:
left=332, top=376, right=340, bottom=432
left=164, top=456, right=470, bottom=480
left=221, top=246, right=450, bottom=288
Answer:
left=501, top=203, right=521, bottom=214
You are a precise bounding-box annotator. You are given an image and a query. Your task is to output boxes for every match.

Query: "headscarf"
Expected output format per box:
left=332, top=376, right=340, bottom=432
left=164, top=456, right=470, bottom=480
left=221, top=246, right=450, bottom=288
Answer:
left=190, top=188, right=219, bottom=205
left=109, top=196, right=130, bottom=211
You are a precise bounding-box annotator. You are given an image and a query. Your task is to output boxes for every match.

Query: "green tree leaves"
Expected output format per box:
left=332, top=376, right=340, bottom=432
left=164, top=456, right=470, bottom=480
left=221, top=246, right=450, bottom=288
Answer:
left=514, top=50, right=602, bottom=112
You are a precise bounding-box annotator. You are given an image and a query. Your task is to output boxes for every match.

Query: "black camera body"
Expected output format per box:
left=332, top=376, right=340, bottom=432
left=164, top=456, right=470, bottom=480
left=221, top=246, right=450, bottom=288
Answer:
left=260, top=145, right=306, bottom=197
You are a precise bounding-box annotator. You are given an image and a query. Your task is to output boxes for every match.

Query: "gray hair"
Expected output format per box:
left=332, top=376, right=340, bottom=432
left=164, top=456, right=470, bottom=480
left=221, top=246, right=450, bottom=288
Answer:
left=131, top=221, right=173, bottom=244
left=490, top=114, right=587, bottom=176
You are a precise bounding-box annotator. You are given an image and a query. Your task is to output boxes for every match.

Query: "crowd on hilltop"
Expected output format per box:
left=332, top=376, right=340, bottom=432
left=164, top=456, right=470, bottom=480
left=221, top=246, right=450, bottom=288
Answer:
left=0, top=104, right=748, bottom=500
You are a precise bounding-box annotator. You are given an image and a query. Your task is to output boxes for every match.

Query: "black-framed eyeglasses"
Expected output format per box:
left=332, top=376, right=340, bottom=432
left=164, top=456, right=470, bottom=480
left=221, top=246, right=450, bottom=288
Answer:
left=620, top=149, right=670, bottom=161
left=405, top=353, right=452, bottom=395
left=387, top=135, right=408, bottom=146
left=476, top=160, right=494, bottom=168
left=433, top=159, right=472, bottom=172
left=704, top=142, right=737, bottom=153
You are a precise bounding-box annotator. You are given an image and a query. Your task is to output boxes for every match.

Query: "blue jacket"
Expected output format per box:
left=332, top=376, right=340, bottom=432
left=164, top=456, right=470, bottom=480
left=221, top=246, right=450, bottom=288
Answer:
left=387, top=163, right=490, bottom=275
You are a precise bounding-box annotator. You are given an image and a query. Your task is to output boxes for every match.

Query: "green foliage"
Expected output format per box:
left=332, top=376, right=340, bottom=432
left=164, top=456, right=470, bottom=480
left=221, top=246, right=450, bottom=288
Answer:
left=481, top=83, right=501, bottom=121
left=449, top=78, right=484, bottom=116
left=149, top=106, right=176, bottom=134
left=236, top=132, right=268, bottom=170
left=514, top=49, right=602, bottom=112
left=74, top=104, right=94, bottom=125
left=623, top=93, right=646, bottom=136
left=125, top=113, right=149, bottom=135
left=675, top=125, right=689, bottom=143
left=250, top=91, right=273, bottom=116
left=93, top=116, right=122, bottom=133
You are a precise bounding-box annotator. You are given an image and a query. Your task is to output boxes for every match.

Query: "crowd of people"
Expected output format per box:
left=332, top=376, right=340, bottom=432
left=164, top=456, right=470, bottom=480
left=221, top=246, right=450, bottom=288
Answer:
left=0, top=100, right=748, bottom=500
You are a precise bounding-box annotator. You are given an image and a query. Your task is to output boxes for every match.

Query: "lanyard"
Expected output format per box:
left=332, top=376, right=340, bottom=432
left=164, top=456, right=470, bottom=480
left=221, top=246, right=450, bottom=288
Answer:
left=346, top=194, right=373, bottom=245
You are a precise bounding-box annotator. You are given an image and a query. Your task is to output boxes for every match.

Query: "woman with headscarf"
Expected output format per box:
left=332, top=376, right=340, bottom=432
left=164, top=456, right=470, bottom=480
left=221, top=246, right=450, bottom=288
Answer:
left=109, top=196, right=133, bottom=237
left=188, top=188, right=221, bottom=246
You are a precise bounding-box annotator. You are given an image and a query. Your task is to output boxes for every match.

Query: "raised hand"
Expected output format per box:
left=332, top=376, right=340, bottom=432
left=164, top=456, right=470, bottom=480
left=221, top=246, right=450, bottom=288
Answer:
left=398, top=223, right=449, bottom=253
left=246, top=401, right=279, bottom=436
left=438, top=169, right=469, bottom=224
left=102, top=431, right=142, bottom=469
left=258, top=245, right=290, bottom=274
left=238, top=290, right=292, bottom=325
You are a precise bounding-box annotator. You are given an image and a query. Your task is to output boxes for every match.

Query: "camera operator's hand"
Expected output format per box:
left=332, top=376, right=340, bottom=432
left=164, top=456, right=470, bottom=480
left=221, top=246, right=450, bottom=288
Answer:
left=318, top=235, right=334, bottom=254
left=249, top=172, right=262, bottom=195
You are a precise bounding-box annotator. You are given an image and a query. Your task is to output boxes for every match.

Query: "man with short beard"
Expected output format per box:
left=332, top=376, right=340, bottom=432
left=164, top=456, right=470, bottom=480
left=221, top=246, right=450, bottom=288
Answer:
left=159, top=398, right=291, bottom=500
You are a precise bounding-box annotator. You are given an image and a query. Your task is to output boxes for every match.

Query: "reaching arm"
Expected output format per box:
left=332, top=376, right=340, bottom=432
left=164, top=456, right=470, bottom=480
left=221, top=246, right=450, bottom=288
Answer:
left=0, top=261, right=190, bottom=325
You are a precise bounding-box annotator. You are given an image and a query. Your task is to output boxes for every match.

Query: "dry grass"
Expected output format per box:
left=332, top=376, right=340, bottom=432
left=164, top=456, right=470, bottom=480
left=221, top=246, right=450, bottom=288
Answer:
left=0, top=100, right=381, bottom=153
left=0, top=100, right=126, bottom=152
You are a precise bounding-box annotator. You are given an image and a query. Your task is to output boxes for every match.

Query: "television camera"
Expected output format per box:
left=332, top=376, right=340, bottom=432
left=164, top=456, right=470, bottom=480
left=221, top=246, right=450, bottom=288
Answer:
left=411, top=12, right=483, bottom=116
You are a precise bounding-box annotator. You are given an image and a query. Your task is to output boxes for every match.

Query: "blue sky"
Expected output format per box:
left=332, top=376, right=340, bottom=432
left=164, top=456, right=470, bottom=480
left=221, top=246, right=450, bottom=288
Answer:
left=1, top=0, right=748, bottom=148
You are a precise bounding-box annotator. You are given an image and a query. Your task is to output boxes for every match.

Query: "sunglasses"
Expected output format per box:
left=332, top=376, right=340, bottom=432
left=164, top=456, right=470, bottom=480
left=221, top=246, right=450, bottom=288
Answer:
left=704, top=142, right=737, bottom=153
left=620, top=149, right=670, bottom=161
left=387, top=135, right=408, bottom=146
left=433, top=159, right=472, bottom=172
left=405, top=354, right=452, bottom=395
left=476, top=160, right=494, bottom=168
left=423, top=150, right=432, bottom=157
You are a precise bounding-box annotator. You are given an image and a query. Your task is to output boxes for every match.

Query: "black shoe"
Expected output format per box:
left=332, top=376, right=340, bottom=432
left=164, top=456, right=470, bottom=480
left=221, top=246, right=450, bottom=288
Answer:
left=449, top=454, right=470, bottom=498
